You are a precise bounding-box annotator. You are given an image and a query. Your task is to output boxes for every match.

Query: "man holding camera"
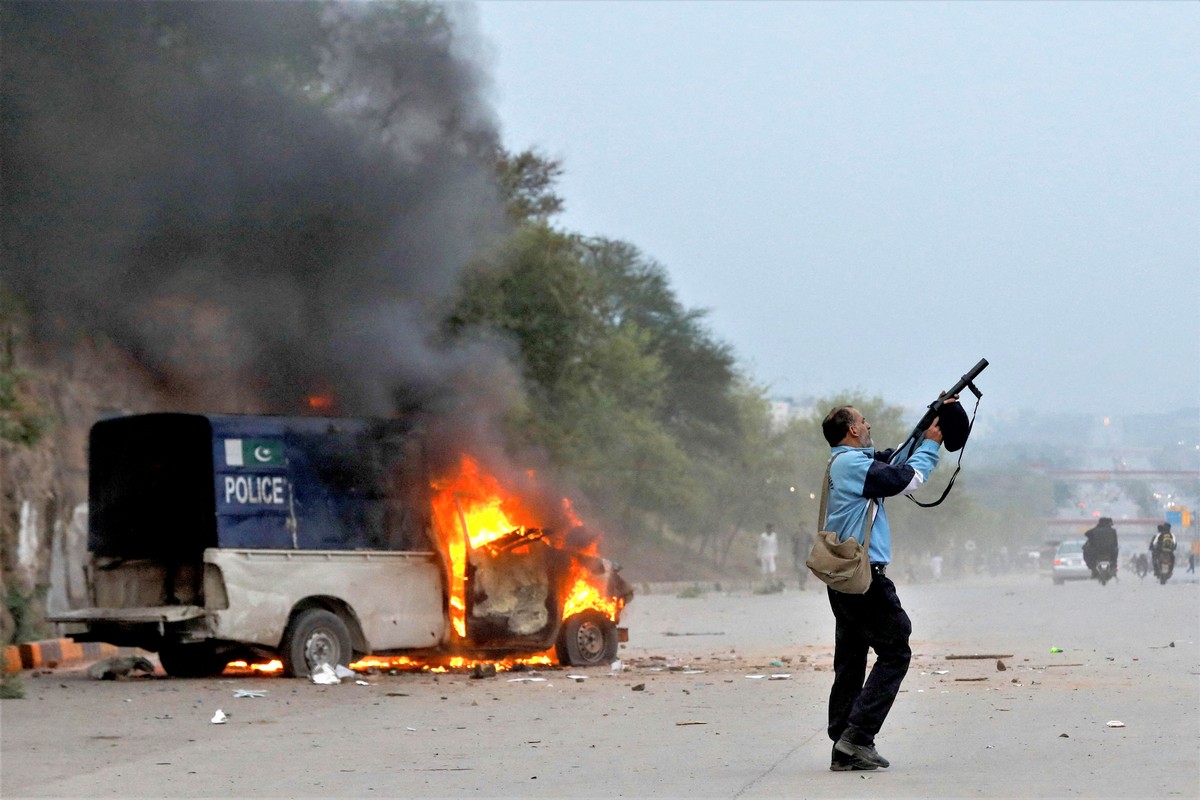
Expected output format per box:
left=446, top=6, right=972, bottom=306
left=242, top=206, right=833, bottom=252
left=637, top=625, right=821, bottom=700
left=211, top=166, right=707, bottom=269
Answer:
left=819, top=402, right=958, bottom=772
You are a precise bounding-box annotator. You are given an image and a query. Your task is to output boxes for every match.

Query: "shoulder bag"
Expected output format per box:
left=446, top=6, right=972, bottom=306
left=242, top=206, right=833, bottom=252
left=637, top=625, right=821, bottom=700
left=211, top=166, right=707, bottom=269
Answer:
left=805, top=452, right=876, bottom=594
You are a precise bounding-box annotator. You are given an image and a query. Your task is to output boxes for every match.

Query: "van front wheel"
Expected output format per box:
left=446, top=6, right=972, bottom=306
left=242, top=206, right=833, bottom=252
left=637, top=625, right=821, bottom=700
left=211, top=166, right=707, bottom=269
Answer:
left=556, top=610, right=619, bottom=667
left=282, top=609, right=353, bottom=678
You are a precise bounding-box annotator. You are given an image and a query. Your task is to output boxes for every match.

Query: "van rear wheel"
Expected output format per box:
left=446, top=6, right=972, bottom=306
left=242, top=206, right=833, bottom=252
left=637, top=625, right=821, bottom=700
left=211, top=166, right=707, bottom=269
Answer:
left=282, top=609, right=353, bottom=678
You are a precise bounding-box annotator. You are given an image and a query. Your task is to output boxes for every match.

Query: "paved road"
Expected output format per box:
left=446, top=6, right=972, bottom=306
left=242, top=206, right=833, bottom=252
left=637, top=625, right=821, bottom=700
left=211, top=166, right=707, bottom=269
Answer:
left=2, top=571, right=1196, bottom=799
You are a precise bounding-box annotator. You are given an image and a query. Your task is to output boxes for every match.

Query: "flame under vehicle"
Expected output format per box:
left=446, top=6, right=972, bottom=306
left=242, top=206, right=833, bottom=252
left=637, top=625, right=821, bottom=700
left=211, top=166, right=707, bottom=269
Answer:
left=50, top=414, right=632, bottom=677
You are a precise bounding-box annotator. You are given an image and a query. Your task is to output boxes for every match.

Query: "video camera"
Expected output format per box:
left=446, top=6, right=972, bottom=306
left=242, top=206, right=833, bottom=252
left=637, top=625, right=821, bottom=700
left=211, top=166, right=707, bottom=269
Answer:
left=894, top=358, right=989, bottom=506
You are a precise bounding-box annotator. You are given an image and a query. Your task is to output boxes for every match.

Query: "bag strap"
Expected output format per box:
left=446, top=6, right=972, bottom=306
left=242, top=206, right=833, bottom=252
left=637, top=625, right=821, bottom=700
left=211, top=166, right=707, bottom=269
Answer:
left=820, top=452, right=877, bottom=550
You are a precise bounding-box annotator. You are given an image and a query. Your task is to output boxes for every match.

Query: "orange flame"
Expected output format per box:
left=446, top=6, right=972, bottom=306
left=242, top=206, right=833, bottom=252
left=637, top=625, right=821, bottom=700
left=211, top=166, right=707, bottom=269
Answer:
left=561, top=573, right=623, bottom=621
left=431, top=456, right=542, bottom=638
left=306, top=395, right=334, bottom=411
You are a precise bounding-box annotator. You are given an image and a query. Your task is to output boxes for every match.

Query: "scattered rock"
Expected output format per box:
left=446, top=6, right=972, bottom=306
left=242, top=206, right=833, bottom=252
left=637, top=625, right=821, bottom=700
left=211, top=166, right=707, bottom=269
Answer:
left=471, top=663, right=497, bottom=679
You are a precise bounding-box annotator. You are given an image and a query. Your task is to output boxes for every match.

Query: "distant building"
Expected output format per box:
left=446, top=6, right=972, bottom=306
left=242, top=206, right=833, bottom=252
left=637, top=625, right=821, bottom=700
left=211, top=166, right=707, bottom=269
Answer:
left=768, top=397, right=817, bottom=430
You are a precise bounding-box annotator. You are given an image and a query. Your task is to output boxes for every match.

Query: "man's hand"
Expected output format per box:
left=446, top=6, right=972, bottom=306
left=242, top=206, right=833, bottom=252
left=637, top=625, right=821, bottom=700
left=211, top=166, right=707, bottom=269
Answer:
left=924, top=416, right=944, bottom=443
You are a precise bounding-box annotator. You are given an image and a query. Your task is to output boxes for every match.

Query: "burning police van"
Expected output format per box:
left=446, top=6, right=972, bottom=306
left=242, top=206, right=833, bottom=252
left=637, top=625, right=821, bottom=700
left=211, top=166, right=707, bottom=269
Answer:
left=51, top=413, right=632, bottom=677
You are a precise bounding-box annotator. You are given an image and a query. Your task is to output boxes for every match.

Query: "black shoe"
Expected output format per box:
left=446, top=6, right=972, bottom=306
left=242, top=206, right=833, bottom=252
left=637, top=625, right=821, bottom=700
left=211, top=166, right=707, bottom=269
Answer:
left=830, top=744, right=877, bottom=772
left=834, top=737, right=890, bottom=769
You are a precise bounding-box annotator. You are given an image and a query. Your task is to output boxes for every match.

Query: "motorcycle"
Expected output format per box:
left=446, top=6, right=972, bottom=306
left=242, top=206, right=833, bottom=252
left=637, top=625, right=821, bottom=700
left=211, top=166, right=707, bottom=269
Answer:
left=1094, top=558, right=1115, bottom=586
left=1153, top=550, right=1174, bottom=585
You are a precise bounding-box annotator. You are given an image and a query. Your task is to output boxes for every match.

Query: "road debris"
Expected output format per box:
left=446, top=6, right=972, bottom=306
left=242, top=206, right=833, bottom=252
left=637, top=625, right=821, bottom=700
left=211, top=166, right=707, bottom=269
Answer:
left=86, top=656, right=155, bottom=680
left=632, top=683, right=646, bottom=691
left=954, top=677, right=988, bottom=682
left=996, top=660, right=1007, bottom=671
left=1049, top=647, right=1063, bottom=653
left=335, top=664, right=356, bottom=679
left=675, top=720, right=707, bottom=726
left=946, top=654, right=1014, bottom=660
left=664, top=632, right=726, bottom=637
left=210, top=709, right=228, bottom=724
left=1106, top=721, right=1126, bottom=728
left=233, top=689, right=267, bottom=698
left=507, top=677, right=547, bottom=683
left=311, top=664, right=340, bottom=685
left=471, top=664, right=497, bottom=679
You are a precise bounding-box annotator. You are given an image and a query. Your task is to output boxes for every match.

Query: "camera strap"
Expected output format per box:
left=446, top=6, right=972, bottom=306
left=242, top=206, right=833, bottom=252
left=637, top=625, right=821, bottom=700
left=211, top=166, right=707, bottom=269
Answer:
left=906, top=393, right=981, bottom=509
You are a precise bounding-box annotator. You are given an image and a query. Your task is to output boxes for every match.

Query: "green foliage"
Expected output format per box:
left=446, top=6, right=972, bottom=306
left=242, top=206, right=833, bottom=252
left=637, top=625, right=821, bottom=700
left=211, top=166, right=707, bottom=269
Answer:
left=3, top=585, right=47, bottom=645
left=449, top=223, right=750, bottom=545
left=577, top=238, right=739, bottom=455
left=494, top=148, right=565, bottom=223
left=0, top=289, right=48, bottom=447
left=0, top=672, right=24, bottom=700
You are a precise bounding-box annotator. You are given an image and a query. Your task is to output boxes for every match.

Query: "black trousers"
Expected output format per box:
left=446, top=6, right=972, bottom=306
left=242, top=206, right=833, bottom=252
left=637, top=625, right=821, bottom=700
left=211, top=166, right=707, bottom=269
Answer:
left=826, top=571, right=912, bottom=746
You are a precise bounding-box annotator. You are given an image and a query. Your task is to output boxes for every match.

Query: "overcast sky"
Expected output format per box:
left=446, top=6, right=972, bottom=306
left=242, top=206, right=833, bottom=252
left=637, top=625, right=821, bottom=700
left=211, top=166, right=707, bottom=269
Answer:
left=469, top=1, right=1198, bottom=419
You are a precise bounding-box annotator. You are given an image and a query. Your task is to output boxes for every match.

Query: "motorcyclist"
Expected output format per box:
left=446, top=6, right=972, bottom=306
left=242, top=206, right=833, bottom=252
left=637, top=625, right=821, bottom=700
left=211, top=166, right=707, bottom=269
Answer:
left=1082, top=517, right=1119, bottom=578
left=1149, top=522, right=1176, bottom=574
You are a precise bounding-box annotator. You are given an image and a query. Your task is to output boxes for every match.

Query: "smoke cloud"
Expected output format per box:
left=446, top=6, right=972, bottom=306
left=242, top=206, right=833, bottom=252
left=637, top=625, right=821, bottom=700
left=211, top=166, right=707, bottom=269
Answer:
left=1, top=0, right=512, bottom=422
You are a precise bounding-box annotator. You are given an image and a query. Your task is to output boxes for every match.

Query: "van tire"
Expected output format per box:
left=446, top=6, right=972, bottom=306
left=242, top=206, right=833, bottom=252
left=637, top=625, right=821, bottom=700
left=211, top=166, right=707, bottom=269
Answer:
left=556, top=610, right=618, bottom=667
left=159, top=642, right=228, bottom=678
left=282, top=609, right=353, bottom=678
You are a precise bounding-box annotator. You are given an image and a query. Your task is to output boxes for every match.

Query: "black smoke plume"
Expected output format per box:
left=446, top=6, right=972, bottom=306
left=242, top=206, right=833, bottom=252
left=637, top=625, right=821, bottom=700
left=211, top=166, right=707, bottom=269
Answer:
left=1, top=0, right=512, bottom=422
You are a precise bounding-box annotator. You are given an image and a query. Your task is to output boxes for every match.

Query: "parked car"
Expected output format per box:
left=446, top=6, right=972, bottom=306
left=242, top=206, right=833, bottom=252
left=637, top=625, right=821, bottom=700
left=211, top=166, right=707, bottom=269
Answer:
left=1052, top=539, right=1091, bottom=584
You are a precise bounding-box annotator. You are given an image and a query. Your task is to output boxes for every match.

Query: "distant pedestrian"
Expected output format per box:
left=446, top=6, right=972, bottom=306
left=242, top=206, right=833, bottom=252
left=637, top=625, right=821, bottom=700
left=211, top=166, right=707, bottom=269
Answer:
left=930, top=554, right=944, bottom=581
left=758, top=524, right=779, bottom=577
left=1188, top=551, right=1195, bottom=574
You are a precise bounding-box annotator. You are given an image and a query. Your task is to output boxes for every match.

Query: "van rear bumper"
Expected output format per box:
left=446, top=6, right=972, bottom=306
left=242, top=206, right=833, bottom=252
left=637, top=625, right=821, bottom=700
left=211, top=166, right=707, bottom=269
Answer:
left=49, top=606, right=206, bottom=624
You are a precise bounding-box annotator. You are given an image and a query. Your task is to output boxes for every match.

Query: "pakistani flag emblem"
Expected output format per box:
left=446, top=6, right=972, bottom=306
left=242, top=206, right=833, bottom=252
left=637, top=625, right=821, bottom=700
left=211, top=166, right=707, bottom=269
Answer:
left=224, top=439, right=284, bottom=467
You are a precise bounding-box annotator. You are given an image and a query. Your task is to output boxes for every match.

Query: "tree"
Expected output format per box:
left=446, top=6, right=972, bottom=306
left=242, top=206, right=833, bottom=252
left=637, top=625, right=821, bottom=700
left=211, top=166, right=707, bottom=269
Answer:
left=448, top=225, right=755, bottom=545
left=494, top=148, right=565, bottom=223
left=576, top=238, right=740, bottom=456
